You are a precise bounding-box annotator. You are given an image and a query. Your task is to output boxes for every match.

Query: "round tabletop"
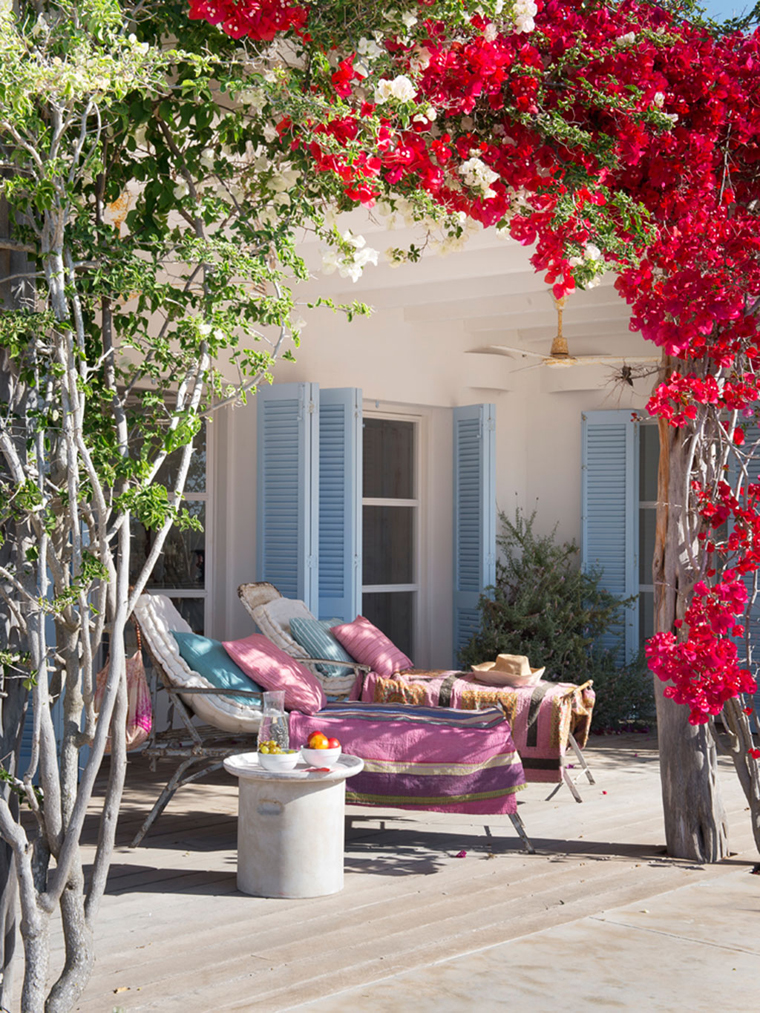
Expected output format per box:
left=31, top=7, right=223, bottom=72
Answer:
left=224, top=751, right=364, bottom=783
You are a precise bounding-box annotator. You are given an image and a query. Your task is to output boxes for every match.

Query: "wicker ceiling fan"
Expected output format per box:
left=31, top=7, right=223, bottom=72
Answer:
left=470, top=296, right=660, bottom=370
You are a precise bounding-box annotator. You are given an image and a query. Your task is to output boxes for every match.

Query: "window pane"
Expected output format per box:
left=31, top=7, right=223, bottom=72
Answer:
left=639, top=424, right=659, bottom=502
left=155, top=423, right=207, bottom=493
left=639, top=590, right=654, bottom=643
left=639, top=507, right=657, bottom=585
left=363, top=506, right=414, bottom=585
left=171, top=597, right=205, bottom=635
left=362, top=591, right=414, bottom=660
left=131, top=502, right=206, bottom=589
left=363, top=418, right=414, bottom=499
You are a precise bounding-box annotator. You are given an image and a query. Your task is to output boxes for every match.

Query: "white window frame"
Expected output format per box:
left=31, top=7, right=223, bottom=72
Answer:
left=146, top=422, right=214, bottom=635
left=638, top=418, right=659, bottom=646
left=362, top=406, right=425, bottom=659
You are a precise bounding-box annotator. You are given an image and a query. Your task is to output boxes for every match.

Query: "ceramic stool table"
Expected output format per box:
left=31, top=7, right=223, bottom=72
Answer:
left=223, top=752, right=364, bottom=898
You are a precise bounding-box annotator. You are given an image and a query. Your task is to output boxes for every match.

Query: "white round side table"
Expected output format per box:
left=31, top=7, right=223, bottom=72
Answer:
left=223, top=752, right=364, bottom=899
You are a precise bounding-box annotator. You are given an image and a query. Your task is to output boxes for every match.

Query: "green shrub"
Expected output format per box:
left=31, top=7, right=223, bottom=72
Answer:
left=459, top=508, right=656, bottom=731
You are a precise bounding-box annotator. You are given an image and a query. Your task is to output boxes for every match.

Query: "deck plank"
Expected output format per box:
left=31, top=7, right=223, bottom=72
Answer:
left=18, top=734, right=754, bottom=1012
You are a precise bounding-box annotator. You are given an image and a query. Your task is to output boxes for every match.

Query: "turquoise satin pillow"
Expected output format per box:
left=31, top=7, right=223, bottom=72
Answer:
left=172, top=632, right=263, bottom=706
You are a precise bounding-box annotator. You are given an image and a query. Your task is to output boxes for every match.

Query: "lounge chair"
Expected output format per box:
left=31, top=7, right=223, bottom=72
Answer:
left=130, top=593, right=264, bottom=846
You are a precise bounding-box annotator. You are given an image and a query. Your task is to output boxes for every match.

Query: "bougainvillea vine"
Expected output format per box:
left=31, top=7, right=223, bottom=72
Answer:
left=190, top=0, right=760, bottom=730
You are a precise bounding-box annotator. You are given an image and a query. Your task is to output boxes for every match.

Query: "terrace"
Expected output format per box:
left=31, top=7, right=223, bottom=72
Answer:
left=33, top=732, right=758, bottom=1012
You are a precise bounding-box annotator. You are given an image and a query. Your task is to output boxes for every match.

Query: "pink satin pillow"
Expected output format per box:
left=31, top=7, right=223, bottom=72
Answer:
left=330, top=616, right=412, bottom=678
left=222, top=634, right=326, bottom=715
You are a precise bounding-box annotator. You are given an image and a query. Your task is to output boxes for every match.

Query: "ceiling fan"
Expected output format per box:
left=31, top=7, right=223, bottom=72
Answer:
left=468, top=297, right=661, bottom=370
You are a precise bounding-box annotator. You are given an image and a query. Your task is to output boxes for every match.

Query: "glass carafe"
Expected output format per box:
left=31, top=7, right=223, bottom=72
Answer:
left=258, top=690, right=289, bottom=752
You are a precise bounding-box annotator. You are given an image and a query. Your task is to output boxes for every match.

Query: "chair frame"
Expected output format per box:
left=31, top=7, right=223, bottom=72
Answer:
left=130, top=622, right=369, bottom=846
left=129, top=628, right=263, bottom=847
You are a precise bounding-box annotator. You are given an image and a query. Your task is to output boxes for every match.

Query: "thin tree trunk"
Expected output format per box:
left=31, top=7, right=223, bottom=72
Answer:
left=653, top=415, right=729, bottom=861
left=0, top=192, right=32, bottom=1005
left=45, top=860, right=93, bottom=1013
left=19, top=918, right=49, bottom=1013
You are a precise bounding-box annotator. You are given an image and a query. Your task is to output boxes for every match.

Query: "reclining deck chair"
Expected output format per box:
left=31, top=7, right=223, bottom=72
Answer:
left=131, top=592, right=370, bottom=845
left=130, top=593, right=265, bottom=847
left=237, top=582, right=369, bottom=699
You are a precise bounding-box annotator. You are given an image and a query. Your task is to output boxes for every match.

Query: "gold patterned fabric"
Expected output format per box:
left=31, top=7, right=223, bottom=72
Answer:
left=358, top=670, right=595, bottom=783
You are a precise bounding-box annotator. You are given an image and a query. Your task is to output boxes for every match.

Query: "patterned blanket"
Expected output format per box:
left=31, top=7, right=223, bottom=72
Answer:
left=354, top=672, right=596, bottom=784
left=289, top=701, right=525, bottom=815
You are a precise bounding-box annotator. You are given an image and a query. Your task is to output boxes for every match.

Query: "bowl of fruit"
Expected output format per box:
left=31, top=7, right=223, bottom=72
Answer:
left=301, top=730, right=342, bottom=769
left=257, top=740, right=300, bottom=772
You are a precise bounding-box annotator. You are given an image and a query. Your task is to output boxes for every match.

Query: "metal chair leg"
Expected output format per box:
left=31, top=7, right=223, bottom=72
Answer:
left=568, top=731, right=596, bottom=784
left=509, top=811, right=536, bottom=854
left=130, top=757, right=201, bottom=848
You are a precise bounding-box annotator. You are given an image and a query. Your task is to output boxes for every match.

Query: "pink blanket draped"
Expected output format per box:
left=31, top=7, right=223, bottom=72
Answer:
left=355, top=672, right=596, bottom=784
left=290, top=702, right=525, bottom=815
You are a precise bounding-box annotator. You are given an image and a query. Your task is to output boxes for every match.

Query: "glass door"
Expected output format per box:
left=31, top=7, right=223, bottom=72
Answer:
left=362, top=416, right=418, bottom=660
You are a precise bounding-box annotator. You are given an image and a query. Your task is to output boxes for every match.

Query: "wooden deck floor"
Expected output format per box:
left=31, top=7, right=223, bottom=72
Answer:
left=24, top=733, right=756, bottom=1012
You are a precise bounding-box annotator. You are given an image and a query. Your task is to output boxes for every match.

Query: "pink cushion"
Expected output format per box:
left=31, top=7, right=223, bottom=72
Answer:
left=222, top=634, right=326, bottom=715
left=330, top=616, right=412, bottom=678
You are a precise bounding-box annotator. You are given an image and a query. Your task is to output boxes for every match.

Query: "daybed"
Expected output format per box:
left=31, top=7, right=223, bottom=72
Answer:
left=237, top=583, right=596, bottom=799
left=132, top=592, right=533, bottom=850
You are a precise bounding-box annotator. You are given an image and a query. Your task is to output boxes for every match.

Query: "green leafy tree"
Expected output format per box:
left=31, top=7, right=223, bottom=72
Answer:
left=0, top=0, right=501, bottom=1003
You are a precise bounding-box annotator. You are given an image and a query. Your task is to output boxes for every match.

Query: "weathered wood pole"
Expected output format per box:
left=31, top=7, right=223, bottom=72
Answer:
left=652, top=410, right=729, bottom=862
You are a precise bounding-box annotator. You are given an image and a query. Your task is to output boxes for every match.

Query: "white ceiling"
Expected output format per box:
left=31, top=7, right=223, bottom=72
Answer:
left=297, top=209, right=654, bottom=363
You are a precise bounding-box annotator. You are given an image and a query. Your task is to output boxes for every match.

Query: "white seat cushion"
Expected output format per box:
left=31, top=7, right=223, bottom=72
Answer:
left=252, top=597, right=317, bottom=658
left=134, top=594, right=262, bottom=734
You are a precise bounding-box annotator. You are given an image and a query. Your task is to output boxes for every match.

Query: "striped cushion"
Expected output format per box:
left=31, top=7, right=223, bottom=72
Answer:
left=289, top=618, right=355, bottom=678
left=330, top=615, right=412, bottom=678
left=223, top=634, right=326, bottom=714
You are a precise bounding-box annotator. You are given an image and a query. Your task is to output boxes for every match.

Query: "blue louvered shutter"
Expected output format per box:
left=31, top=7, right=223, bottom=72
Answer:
left=256, top=382, right=319, bottom=611
left=727, top=452, right=760, bottom=725
left=581, top=409, right=638, bottom=661
left=453, top=404, right=496, bottom=664
left=19, top=695, right=34, bottom=775
left=318, top=388, right=362, bottom=622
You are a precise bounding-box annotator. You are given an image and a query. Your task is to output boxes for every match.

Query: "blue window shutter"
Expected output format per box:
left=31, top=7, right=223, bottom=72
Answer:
left=453, top=404, right=496, bottom=664
left=581, top=409, right=638, bottom=661
left=727, top=453, right=760, bottom=725
left=318, top=388, right=362, bottom=623
left=256, top=382, right=319, bottom=611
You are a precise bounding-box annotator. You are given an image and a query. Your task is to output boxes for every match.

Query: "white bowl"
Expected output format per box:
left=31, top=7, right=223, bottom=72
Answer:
left=257, top=750, right=300, bottom=772
left=301, top=746, right=342, bottom=769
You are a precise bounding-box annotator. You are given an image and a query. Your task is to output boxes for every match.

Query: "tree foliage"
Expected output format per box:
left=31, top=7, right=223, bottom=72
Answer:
left=458, top=509, right=656, bottom=731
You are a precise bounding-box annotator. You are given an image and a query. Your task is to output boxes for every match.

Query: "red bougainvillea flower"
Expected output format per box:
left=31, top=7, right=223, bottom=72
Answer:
left=190, top=0, right=760, bottom=720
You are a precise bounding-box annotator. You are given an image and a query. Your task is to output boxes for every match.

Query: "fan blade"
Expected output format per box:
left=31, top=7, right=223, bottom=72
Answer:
left=509, top=361, right=546, bottom=373
left=571, top=355, right=661, bottom=365
left=467, top=345, right=545, bottom=360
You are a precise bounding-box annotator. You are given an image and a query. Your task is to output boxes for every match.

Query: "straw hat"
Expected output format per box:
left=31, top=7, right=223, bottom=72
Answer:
left=471, top=653, right=545, bottom=688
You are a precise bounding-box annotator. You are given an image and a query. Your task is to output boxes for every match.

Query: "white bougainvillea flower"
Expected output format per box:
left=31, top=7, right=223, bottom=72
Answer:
left=376, top=74, right=417, bottom=103
left=374, top=79, right=394, bottom=103
left=410, top=46, right=431, bottom=73
left=358, top=36, right=384, bottom=59
left=514, top=13, right=535, bottom=33
left=458, top=156, right=499, bottom=199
